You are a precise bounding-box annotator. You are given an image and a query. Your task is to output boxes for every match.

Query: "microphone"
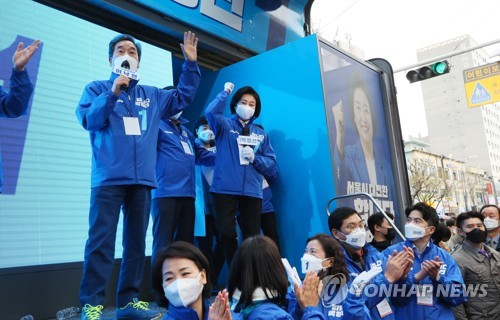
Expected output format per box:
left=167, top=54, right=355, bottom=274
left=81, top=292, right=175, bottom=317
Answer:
left=240, top=126, right=253, bottom=149
left=120, top=60, right=130, bottom=91
left=241, top=126, right=250, bottom=137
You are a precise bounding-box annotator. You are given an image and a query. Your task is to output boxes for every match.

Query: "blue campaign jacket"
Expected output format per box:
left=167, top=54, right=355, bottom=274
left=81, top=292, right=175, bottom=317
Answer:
left=194, top=138, right=216, bottom=216
left=238, top=301, right=325, bottom=320
left=289, top=287, right=364, bottom=320
left=152, top=118, right=197, bottom=199
left=0, top=69, right=33, bottom=193
left=161, top=300, right=210, bottom=320
left=205, top=90, right=276, bottom=199
left=381, top=240, right=467, bottom=320
left=340, top=242, right=395, bottom=320
left=75, top=60, right=200, bottom=188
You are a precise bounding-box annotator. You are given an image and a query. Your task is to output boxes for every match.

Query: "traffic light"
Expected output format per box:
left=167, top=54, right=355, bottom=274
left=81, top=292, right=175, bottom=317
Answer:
left=406, top=60, right=451, bottom=83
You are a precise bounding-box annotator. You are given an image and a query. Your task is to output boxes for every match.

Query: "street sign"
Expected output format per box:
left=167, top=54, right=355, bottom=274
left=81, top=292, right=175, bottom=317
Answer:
left=463, top=61, right=500, bottom=108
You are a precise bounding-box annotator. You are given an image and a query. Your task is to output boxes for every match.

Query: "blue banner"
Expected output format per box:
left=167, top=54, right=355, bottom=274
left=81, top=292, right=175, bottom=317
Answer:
left=320, top=42, right=399, bottom=222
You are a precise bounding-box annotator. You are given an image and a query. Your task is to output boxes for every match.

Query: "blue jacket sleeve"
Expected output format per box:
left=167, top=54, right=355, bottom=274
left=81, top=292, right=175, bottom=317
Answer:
left=194, top=139, right=216, bottom=166
left=204, top=90, right=230, bottom=135
left=341, top=291, right=371, bottom=320
left=75, top=82, right=118, bottom=132
left=0, top=69, right=33, bottom=118
left=252, top=133, right=277, bottom=179
left=300, top=306, right=326, bottom=320
left=158, top=60, right=201, bottom=119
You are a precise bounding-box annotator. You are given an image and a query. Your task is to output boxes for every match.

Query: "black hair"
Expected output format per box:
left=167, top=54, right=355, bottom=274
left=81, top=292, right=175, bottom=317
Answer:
left=328, top=207, right=359, bottom=233
left=151, top=241, right=211, bottom=307
left=405, top=202, right=439, bottom=228
left=456, top=211, right=485, bottom=230
left=367, top=212, right=394, bottom=234
left=479, top=204, right=500, bottom=216
left=194, top=116, right=209, bottom=137
left=230, top=86, right=262, bottom=119
left=432, top=222, right=451, bottom=244
left=227, top=235, right=288, bottom=309
left=445, top=217, right=456, bottom=228
left=108, top=34, right=142, bottom=61
left=306, top=233, right=350, bottom=282
left=348, top=73, right=376, bottom=136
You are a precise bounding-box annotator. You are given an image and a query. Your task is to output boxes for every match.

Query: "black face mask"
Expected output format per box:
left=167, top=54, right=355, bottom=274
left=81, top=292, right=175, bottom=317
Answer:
left=385, top=228, right=396, bottom=242
left=465, top=228, right=488, bottom=244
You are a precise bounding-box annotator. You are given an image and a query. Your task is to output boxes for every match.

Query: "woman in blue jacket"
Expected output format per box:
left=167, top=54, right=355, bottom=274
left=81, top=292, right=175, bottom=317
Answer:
left=151, top=241, right=232, bottom=320
left=227, top=235, right=325, bottom=320
left=205, top=84, right=276, bottom=267
left=289, top=233, right=355, bottom=320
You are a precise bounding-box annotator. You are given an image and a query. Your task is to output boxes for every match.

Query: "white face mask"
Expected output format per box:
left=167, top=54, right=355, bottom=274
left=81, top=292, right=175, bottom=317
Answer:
left=340, top=228, right=367, bottom=249
left=236, top=103, right=255, bottom=121
left=163, top=273, right=203, bottom=307
left=170, top=111, right=183, bottom=120
left=112, top=54, right=139, bottom=73
left=484, top=217, right=499, bottom=230
left=405, top=223, right=427, bottom=240
left=301, top=253, right=327, bottom=274
left=198, top=129, right=214, bottom=143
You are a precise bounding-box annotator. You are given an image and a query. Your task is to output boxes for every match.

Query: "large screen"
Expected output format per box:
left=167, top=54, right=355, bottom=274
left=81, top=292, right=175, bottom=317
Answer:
left=0, top=0, right=173, bottom=268
left=320, top=42, right=399, bottom=223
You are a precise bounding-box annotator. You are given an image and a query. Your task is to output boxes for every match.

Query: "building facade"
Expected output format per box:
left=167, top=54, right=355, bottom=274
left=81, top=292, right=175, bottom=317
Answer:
left=405, top=138, right=490, bottom=215
left=416, top=35, right=500, bottom=202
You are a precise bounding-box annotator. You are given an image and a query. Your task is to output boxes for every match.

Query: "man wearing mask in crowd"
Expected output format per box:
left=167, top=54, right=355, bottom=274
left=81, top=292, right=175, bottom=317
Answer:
left=383, top=202, right=467, bottom=320
left=329, top=207, right=414, bottom=320
left=1, top=40, right=40, bottom=193
left=367, top=212, right=396, bottom=252
left=75, top=32, right=200, bottom=320
left=451, top=211, right=500, bottom=319
left=480, top=204, right=500, bottom=251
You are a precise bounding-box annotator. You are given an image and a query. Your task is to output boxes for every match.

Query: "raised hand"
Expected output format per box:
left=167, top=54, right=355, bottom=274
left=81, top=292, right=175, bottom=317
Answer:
left=384, top=249, right=413, bottom=283
left=180, top=31, right=198, bottom=62
left=13, top=40, right=41, bottom=71
left=208, top=289, right=232, bottom=320
left=423, top=256, right=443, bottom=279
left=295, top=271, right=321, bottom=309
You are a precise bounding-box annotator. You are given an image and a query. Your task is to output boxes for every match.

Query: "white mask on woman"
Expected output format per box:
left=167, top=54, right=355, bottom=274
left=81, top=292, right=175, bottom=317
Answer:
left=163, top=273, right=203, bottom=307
left=236, top=103, right=255, bottom=121
left=301, top=253, right=327, bottom=274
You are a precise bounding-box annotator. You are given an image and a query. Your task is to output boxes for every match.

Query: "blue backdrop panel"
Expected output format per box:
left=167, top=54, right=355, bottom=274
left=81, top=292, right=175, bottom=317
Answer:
left=190, top=34, right=334, bottom=268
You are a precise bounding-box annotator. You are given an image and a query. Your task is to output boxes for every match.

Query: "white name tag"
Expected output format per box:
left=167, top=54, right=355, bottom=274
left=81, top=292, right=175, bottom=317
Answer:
left=123, top=117, right=141, bottom=135
left=113, top=67, right=140, bottom=80
left=376, top=298, right=393, bottom=318
left=181, top=140, right=193, bottom=155
left=237, top=135, right=259, bottom=146
left=417, top=284, right=433, bottom=306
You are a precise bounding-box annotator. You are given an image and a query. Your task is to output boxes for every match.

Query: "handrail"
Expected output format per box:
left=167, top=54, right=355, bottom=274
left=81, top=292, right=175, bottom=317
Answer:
left=326, top=192, right=406, bottom=241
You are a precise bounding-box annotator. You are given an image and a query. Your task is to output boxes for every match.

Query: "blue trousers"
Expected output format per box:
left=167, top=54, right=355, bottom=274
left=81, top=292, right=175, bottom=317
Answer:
left=79, top=185, right=151, bottom=307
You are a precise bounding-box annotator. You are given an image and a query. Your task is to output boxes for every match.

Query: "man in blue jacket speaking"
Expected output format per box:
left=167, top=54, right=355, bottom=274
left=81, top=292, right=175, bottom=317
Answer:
left=75, top=32, right=200, bottom=320
left=0, top=39, right=40, bottom=193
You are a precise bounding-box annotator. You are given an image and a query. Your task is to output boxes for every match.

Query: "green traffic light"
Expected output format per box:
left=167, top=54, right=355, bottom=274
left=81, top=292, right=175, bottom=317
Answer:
left=432, top=61, right=449, bottom=74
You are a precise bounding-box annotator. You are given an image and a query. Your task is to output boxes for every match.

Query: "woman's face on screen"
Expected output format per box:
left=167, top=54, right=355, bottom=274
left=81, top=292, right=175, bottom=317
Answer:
left=353, top=87, right=373, bottom=143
